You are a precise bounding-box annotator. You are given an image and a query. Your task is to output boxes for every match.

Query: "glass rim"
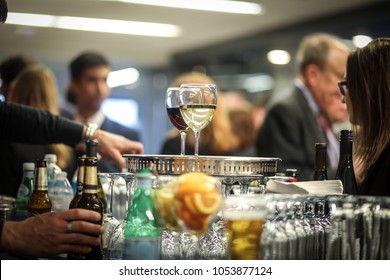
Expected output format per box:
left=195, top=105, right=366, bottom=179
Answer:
left=167, top=87, right=180, bottom=91
left=179, top=83, right=216, bottom=88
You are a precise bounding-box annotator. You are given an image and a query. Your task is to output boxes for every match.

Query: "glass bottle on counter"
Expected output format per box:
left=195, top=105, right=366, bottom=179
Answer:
left=44, top=153, right=62, bottom=190
left=70, top=157, right=103, bottom=260
left=335, top=130, right=359, bottom=195
left=69, top=157, right=86, bottom=209
left=49, top=171, right=74, bottom=211
left=15, top=162, right=35, bottom=220
left=28, top=160, right=52, bottom=216
left=86, top=139, right=107, bottom=213
left=312, top=143, right=328, bottom=181
left=124, top=169, right=160, bottom=260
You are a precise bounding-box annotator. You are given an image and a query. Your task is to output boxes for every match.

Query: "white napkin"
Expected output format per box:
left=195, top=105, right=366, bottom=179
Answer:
left=266, top=179, right=343, bottom=195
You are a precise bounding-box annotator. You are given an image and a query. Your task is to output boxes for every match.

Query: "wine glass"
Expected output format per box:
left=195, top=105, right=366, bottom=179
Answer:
left=101, top=173, right=136, bottom=260
left=98, top=173, right=121, bottom=258
left=166, top=87, right=189, bottom=156
left=179, top=83, right=217, bottom=156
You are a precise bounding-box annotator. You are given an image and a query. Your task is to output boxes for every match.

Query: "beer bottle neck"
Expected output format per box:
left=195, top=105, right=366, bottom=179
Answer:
left=83, top=164, right=98, bottom=194
left=34, top=166, right=48, bottom=191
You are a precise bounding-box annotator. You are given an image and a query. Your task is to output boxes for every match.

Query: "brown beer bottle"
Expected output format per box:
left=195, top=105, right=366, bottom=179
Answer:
left=312, top=143, right=328, bottom=181
left=27, top=160, right=52, bottom=216
left=69, top=157, right=85, bottom=209
left=75, top=156, right=103, bottom=260
left=86, top=139, right=107, bottom=213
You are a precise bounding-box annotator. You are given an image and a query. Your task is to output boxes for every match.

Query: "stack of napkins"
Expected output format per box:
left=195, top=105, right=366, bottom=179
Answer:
left=266, top=180, right=343, bottom=195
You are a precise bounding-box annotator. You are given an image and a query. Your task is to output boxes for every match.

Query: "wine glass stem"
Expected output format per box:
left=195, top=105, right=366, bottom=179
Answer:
left=194, top=131, right=200, bottom=156
left=180, top=131, right=187, bottom=156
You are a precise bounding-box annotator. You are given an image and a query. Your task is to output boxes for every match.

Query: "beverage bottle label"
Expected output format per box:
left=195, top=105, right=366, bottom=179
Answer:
left=17, top=183, right=29, bottom=197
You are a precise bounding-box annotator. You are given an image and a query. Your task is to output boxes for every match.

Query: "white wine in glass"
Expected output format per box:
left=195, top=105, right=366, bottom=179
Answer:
left=180, top=104, right=216, bottom=131
left=179, top=84, right=217, bottom=156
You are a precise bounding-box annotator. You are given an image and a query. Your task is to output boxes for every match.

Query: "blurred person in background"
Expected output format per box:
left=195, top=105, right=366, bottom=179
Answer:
left=160, top=72, right=240, bottom=156
left=256, top=33, right=350, bottom=180
left=0, top=55, right=36, bottom=100
left=326, top=91, right=352, bottom=136
left=223, top=91, right=257, bottom=156
left=343, top=38, right=390, bottom=196
left=252, top=94, right=270, bottom=132
left=62, top=51, right=140, bottom=173
left=1, top=64, right=72, bottom=197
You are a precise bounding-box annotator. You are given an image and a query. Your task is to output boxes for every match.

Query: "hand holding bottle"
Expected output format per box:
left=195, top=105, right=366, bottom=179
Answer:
left=0, top=209, right=104, bottom=258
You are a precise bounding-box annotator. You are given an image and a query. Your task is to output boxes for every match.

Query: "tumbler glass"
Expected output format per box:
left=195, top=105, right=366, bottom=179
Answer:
left=223, top=195, right=267, bottom=260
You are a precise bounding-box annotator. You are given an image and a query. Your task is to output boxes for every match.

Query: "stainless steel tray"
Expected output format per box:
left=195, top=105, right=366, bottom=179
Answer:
left=124, top=154, right=281, bottom=176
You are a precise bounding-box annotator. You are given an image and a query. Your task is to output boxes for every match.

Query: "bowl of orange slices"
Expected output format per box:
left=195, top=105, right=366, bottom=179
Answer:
left=174, top=172, right=221, bottom=235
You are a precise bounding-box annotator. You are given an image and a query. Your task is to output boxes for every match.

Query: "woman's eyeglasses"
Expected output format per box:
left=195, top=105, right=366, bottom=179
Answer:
left=338, top=80, right=348, bottom=96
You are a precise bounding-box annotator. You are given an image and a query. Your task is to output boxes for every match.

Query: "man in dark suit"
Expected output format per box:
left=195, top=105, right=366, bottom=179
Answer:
left=62, top=51, right=141, bottom=173
left=256, top=33, right=350, bottom=181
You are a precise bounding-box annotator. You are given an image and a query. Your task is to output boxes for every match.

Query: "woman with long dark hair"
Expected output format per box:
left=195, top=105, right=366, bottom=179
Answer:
left=342, top=38, right=390, bottom=196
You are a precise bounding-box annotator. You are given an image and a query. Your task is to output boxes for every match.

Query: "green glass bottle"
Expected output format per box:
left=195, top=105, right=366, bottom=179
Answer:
left=69, top=157, right=85, bottom=209
left=15, top=162, right=35, bottom=220
left=124, top=169, right=160, bottom=260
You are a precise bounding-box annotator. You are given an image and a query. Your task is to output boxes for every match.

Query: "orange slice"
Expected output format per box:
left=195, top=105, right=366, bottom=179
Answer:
left=177, top=202, right=207, bottom=231
left=183, top=194, right=198, bottom=215
left=174, top=172, right=220, bottom=231
left=175, top=172, right=217, bottom=199
left=192, top=192, right=221, bottom=215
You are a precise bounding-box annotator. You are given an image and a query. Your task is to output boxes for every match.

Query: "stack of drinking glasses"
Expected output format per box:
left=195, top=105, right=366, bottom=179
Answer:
left=326, top=195, right=390, bottom=260
left=101, top=169, right=390, bottom=260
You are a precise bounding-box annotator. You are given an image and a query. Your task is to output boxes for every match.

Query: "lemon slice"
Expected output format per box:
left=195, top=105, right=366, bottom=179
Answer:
left=192, top=193, right=221, bottom=215
left=160, top=191, right=174, bottom=201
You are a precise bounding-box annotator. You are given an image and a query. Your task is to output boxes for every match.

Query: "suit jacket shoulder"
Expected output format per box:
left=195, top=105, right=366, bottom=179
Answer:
left=101, top=117, right=140, bottom=141
left=256, top=86, right=326, bottom=180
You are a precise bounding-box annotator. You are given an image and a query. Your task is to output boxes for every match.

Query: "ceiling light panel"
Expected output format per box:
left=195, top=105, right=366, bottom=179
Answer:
left=6, top=12, right=181, bottom=37
left=109, top=0, right=262, bottom=14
